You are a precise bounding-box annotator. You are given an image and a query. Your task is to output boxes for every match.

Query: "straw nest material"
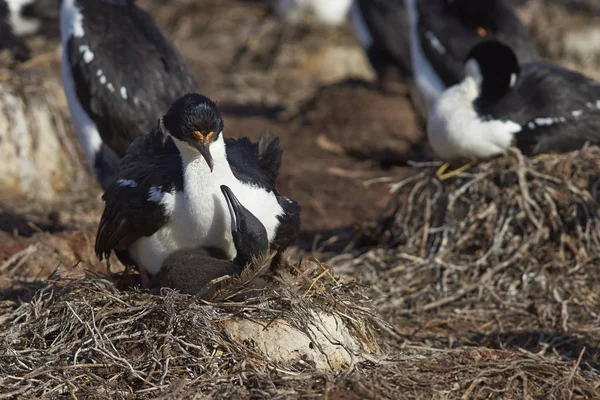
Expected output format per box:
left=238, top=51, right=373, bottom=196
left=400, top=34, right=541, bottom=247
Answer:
left=343, top=147, right=600, bottom=318
left=0, top=256, right=384, bottom=399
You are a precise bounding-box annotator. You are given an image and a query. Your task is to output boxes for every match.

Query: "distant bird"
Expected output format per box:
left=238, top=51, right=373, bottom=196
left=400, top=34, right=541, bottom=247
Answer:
left=59, top=0, right=197, bottom=189
left=428, top=40, right=600, bottom=178
left=272, top=0, right=352, bottom=26
left=95, top=93, right=300, bottom=287
left=351, top=0, right=411, bottom=84
left=352, top=0, right=538, bottom=115
left=0, top=0, right=57, bottom=61
left=149, top=185, right=269, bottom=298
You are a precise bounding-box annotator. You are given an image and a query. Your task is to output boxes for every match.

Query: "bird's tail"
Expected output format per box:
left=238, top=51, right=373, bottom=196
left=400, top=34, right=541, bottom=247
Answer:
left=257, top=134, right=283, bottom=184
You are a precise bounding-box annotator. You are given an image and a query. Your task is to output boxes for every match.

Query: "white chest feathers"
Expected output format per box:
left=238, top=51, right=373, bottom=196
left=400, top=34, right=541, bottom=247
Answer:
left=274, top=0, right=352, bottom=26
left=7, top=0, right=40, bottom=36
left=427, top=77, right=522, bottom=161
left=129, top=138, right=284, bottom=276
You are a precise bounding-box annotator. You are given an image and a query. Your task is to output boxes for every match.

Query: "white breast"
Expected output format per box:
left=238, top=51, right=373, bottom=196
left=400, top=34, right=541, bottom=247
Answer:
left=275, top=0, right=352, bottom=26
left=7, top=0, right=40, bottom=36
left=129, top=137, right=284, bottom=275
left=427, top=77, right=522, bottom=161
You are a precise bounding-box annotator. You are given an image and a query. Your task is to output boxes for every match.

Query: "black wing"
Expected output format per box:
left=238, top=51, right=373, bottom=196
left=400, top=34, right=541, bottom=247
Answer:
left=417, top=0, right=538, bottom=86
left=66, top=0, right=197, bottom=157
left=95, top=122, right=183, bottom=260
left=355, top=0, right=411, bottom=76
left=485, top=63, right=600, bottom=155
left=225, top=134, right=298, bottom=265
left=225, top=135, right=283, bottom=191
left=256, top=134, right=283, bottom=184
left=272, top=195, right=301, bottom=254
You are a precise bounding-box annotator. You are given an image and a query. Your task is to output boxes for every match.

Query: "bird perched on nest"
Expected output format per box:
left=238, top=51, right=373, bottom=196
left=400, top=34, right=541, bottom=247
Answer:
left=59, top=0, right=197, bottom=189
left=0, top=0, right=57, bottom=61
left=271, top=0, right=352, bottom=26
left=352, top=0, right=538, bottom=116
left=150, top=185, right=270, bottom=299
left=95, top=93, right=300, bottom=288
left=428, top=40, right=600, bottom=179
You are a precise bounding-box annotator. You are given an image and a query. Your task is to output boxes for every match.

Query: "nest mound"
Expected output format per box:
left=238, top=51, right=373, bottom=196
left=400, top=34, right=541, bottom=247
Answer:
left=365, top=147, right=600, bottom=257
left=339, top=347, right=600, bottom=399
left=351, top=146, right=600, bottom=309
left=326, top=147, right=600, bottom=393
left=0, top=260, right=384, bottom=398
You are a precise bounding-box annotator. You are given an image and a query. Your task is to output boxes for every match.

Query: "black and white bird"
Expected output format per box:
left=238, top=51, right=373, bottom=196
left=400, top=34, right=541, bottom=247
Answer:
left=272, top=0, right=352, bottom=26
left=149, top=185, right=269, bottom=298
left=352, top=0, right=538, bottom=115
left=0, top=0, right=56, bottom=61
left=59, top=0, right=197, bottom=189
left=428, top=40, right=600, bottom=168
left=95, top=93, right=300, bottom=287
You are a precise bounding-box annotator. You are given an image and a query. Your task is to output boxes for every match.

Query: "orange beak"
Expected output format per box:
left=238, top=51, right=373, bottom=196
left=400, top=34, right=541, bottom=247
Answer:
left=191, top=131, right=215, bottom=172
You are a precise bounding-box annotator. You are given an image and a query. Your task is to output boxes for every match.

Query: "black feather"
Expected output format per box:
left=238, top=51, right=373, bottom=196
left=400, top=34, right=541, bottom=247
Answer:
left=417, top=0, right=538, bottom=86
left=65, top=0, right=197, bottom=158
left=94, top=121, right=182, bottom=262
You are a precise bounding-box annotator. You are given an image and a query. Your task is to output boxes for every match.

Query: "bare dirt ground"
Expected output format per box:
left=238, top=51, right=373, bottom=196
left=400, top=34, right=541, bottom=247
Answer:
left=0, top=0, right=599, bottom=398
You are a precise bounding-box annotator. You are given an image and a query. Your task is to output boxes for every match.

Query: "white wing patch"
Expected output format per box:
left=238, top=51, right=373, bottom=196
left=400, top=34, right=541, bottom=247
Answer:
left=425, top=31, right=446, bottom=55
left=79, top=45, right=94, bottom=63
left=148, top=186, right=176, bottom=215
left=117, top=179, right=137, bottom=187
left=534, top=117, right=554, bottom=126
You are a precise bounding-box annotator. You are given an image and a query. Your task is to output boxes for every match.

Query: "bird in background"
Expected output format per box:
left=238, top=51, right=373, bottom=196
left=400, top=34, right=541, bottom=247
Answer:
left=352, top=0, right=538, bottom=118
left=0, top=0, right=59, bottom=61
left=428, top=39, right=600, bottom=179
left=59, top=0, right=197, bottom=189
left=272, top=0, right=353, bottom=26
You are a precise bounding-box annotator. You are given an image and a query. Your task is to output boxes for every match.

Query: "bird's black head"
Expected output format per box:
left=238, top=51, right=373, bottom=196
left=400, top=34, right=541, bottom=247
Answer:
left=465, top=40, right=520, bottom=103
left=163, top=93, right=224, bottom=172
left=220, top=185, right=269, bottom=266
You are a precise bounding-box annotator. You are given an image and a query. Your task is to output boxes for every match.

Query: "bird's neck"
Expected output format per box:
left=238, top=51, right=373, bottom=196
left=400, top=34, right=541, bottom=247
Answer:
left=176, top=135, right=231, bottom=187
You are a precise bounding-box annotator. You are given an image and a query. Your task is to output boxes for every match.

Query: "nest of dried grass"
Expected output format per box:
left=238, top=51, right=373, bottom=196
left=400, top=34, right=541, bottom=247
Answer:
left=339, top=347, right=600, bottom=399
left=350, top=148, right=600, bottom=314
left=315, top=147, right=600, bottom=398
left=351, top=147, right=600, bottom=330
left=0, top=258, right=384, bottom=399
left=323, top=148, right=600, bottom=394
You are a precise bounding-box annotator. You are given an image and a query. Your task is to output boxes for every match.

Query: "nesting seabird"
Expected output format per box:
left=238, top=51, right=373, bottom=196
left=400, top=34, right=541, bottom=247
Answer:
left=351, top=0, right=411, bottom=83
left=95, top=93, right=300, bottom=287
left=59, top=0, right=197, bottom=188
left=352, top=0, right=538, bottom=115
left=428, top=40, right=600, bottom=178
left=149, top=185, right=269, bottom=298
left=0, top=0, right=46, bottom=61
left=272, top=0, right=352, bottom=26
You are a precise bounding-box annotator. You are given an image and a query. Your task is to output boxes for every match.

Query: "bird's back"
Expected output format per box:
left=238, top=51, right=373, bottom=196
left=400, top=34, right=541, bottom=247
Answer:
left=61, top=0, right=197, bottom=157
left=482, top=62, right=600, bottom=155
left=417, top=0, right=538, bottom=86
